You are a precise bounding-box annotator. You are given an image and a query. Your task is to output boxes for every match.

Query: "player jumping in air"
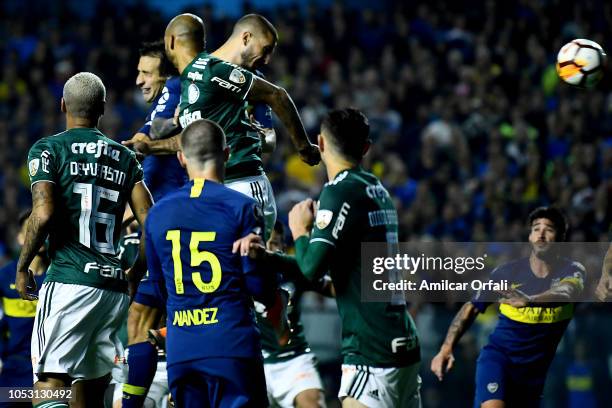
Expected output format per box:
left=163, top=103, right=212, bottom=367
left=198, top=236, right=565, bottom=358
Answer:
left=17, top=72, right=154, bottom=408
left=144, top=119, right=276, bottom=407
left=123, top=13, right=320, bottom=240
left=431, top=207, right=585, bottom=408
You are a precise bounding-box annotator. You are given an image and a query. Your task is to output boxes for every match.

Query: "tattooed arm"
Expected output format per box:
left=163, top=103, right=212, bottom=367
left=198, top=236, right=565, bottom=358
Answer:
left=430, top=302, right=481, bottom=381
left=16, top=182, right=55, bottom=300
left=127, top=181, right=154, bottom=297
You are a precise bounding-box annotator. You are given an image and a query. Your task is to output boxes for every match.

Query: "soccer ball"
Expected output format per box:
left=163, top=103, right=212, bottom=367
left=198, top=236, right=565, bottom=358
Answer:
left=556, top=39, right=607, bottom=88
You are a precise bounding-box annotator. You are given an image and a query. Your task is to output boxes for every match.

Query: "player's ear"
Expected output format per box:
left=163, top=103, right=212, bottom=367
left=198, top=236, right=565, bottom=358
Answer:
left=317, top=133, right=324, bottom=153
left=242, top=31, right=251, bottom=46
left=60, top=98, right=67, bottom=113
left=362, top=140, right=371, bottom=157
left=223, top=146, right=230, bottom=163
left=177, top=151, right=187, bottom=168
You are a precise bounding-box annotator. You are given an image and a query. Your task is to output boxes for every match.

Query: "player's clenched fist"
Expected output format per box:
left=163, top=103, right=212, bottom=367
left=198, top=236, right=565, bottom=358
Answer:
left=298, top=144, right=321, bottom=166
left=288, top=198, right=316, bottom=239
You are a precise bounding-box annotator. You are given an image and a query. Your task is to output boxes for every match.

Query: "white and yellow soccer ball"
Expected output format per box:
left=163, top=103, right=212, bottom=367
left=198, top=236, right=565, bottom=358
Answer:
left=556, top=39, right=607, bottom=88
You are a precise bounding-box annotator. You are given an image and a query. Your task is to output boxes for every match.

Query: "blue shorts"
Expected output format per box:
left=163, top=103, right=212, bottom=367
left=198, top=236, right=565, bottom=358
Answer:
left=474, top=347, right=546, bottom=408
left=168, top=357, right=267, bottom=408
left=0, top=356, right=33, bottom=388
left=134, top=278, right=165, bottom=309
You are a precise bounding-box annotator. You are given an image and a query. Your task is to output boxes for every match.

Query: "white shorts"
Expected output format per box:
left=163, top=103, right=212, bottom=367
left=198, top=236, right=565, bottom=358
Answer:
left=264, top=352, right=324, bottom=408
left=113, top=361, right=169, bottom=408
left=226, top=174, right=277, bottom=239
left=31, top=282, right=129, bottom=381
left=339, top=363, right=422, bottom=408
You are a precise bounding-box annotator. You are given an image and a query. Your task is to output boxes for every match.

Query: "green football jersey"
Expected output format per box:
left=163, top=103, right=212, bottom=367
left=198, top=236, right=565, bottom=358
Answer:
left=256, top=259, right=311, bottom=363
left=178, top=52, right=261, bottom=182
left=27, top=128, right=144, bottom=292
left=308, top=167, right=420, bottom=367
left=117, top=231, right=140, bottom=271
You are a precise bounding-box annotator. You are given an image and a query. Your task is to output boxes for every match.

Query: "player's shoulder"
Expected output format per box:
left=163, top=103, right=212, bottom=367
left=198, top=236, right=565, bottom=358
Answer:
left=166, top=76, right=181, bottom=91
left=29, top=131, right=69, bottom=151
left=322, top=168, right=380, bottom=197
left=558, top=257, right=586, bottom=274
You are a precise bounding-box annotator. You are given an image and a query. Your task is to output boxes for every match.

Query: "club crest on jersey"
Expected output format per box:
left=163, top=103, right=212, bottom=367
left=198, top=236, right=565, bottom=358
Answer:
left=487, top=382, right=499, bottom=393
left=188, top=83, right=200, bottom=104
left=229, top=68, right=246, bottom=84
left=28, top=158, right=40, bottom=177
left=316, top=210, right=333, bottom=230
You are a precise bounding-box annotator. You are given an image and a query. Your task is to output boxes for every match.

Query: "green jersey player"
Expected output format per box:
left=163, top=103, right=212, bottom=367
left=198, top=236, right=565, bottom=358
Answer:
left=291, top=109, right=420, bottom=408
left=123, top=13, right=319, bottom=240
left=16, top=72, right=154, bottom=408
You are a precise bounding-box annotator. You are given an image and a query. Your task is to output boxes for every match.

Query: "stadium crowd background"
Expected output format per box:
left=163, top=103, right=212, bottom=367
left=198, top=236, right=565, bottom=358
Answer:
left=0, top=0, right=610, bottom=406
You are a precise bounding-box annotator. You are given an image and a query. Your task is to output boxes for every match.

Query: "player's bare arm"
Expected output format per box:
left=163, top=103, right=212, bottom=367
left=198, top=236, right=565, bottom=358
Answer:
left=247, top=76, right=320, bottom=165
left=123, top=132, right=181, bottom=155
left=431, top=302, right=480, bottom=381
left=595, top=243, right=612, bottom=301
left=16, top=182, right=55, bottom=300
left=150, top=117, right=180, bottom=140
left=127, top=181, right=154, bottom=291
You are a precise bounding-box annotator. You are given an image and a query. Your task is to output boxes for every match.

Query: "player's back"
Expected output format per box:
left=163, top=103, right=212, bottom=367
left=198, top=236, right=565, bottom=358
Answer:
left=27, top=128, right=143, bottom=292
left=311, top=167, right=420, bottom=367
left=146, top=178, right=264, bottom=366
left=178, top=53, right=262, bottom=181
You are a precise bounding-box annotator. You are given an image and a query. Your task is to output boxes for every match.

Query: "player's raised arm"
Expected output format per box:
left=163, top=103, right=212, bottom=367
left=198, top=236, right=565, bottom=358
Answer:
left=247, top=76, right=320, bottom=166
left=431, top=302, right=481, bottom=381
left=127, top=181, right=154, bottom=289
left=16, top=182, right=55, bottom=300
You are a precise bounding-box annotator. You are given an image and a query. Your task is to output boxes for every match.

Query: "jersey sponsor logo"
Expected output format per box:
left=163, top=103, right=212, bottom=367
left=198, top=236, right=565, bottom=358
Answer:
left=487, top=382, right=499, bottom=393
left=391, top=335, right=418, bottom=353
left=316, top=209, right=334, bottom=230
left=211, top=76, right=241, bottom=93
left=179, top=109, right=202, bottom=128
left=187, top=83, right=200, bottom=104
left=187, top=71, right=203, bottom=81
left=84, top=262, right=125, bottom=280
left=172, top=307, right=218, bottom=326
left=41, top=150, right=51, bottom=173
left=332, top=203, right=350, bottom=239
left=366, top=184, right=389, bottom=202
left=229, top=68, right=246, bottom=84
left=28, top=158, right=40, bottom=176
left=71, top=141, right=121, bottom=161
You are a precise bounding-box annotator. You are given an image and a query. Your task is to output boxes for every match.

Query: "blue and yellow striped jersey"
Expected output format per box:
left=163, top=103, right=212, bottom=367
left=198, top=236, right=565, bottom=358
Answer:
left=0, top=259, right=45, bottom=360
left=473, top=257, right=585, bottom=365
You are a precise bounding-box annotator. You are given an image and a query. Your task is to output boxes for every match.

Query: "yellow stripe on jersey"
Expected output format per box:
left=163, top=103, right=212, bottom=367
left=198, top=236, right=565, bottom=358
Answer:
left=559, top=276, right=584, bottom=291
left=2, top=297, right=37, bottom=318
left=190, top=178, right=205, bottom=198
left=122, top=383, right=147, bottom=396
left=499, top=303, right=574, bottom=324
left=566, top=375, right=593, bottom=391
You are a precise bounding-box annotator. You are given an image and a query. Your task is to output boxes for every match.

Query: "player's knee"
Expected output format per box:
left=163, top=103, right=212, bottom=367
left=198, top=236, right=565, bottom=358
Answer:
left=127, top=302, right=160, bottom=344
left=294, top=389, right=325, bottom=408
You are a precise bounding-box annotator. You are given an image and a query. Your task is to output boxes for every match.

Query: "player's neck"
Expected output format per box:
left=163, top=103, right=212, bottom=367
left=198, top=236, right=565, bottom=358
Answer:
left=211, top=41, right=241, bottom=66
left=187, top=163, right=224, bottom=184
left=66, top=115, right=98, bottom=130
left=325, top=156, right=357, bottom=181
left=177, top=50, right=199, bottom=75
left=529, top=252, right=552, bottom=278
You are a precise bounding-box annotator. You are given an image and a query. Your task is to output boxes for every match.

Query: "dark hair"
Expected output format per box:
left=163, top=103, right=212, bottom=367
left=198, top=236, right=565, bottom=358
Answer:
left=527, top=206, right=568, bottom=241
left=321, top=108, right=371, bottom=162
left=234, top=14, right=278, bottom=42
left=139, top=40, right=176, bottom=77
left=181, top=119, right=226, bottom=166
left=18, top=209, right=32, bottom=228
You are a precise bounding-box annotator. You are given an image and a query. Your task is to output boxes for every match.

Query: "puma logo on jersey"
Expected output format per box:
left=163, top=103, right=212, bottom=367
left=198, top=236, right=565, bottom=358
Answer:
left=211, top=76, right=241, bottom=93
left=71, top=141, right=120, bottom=161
